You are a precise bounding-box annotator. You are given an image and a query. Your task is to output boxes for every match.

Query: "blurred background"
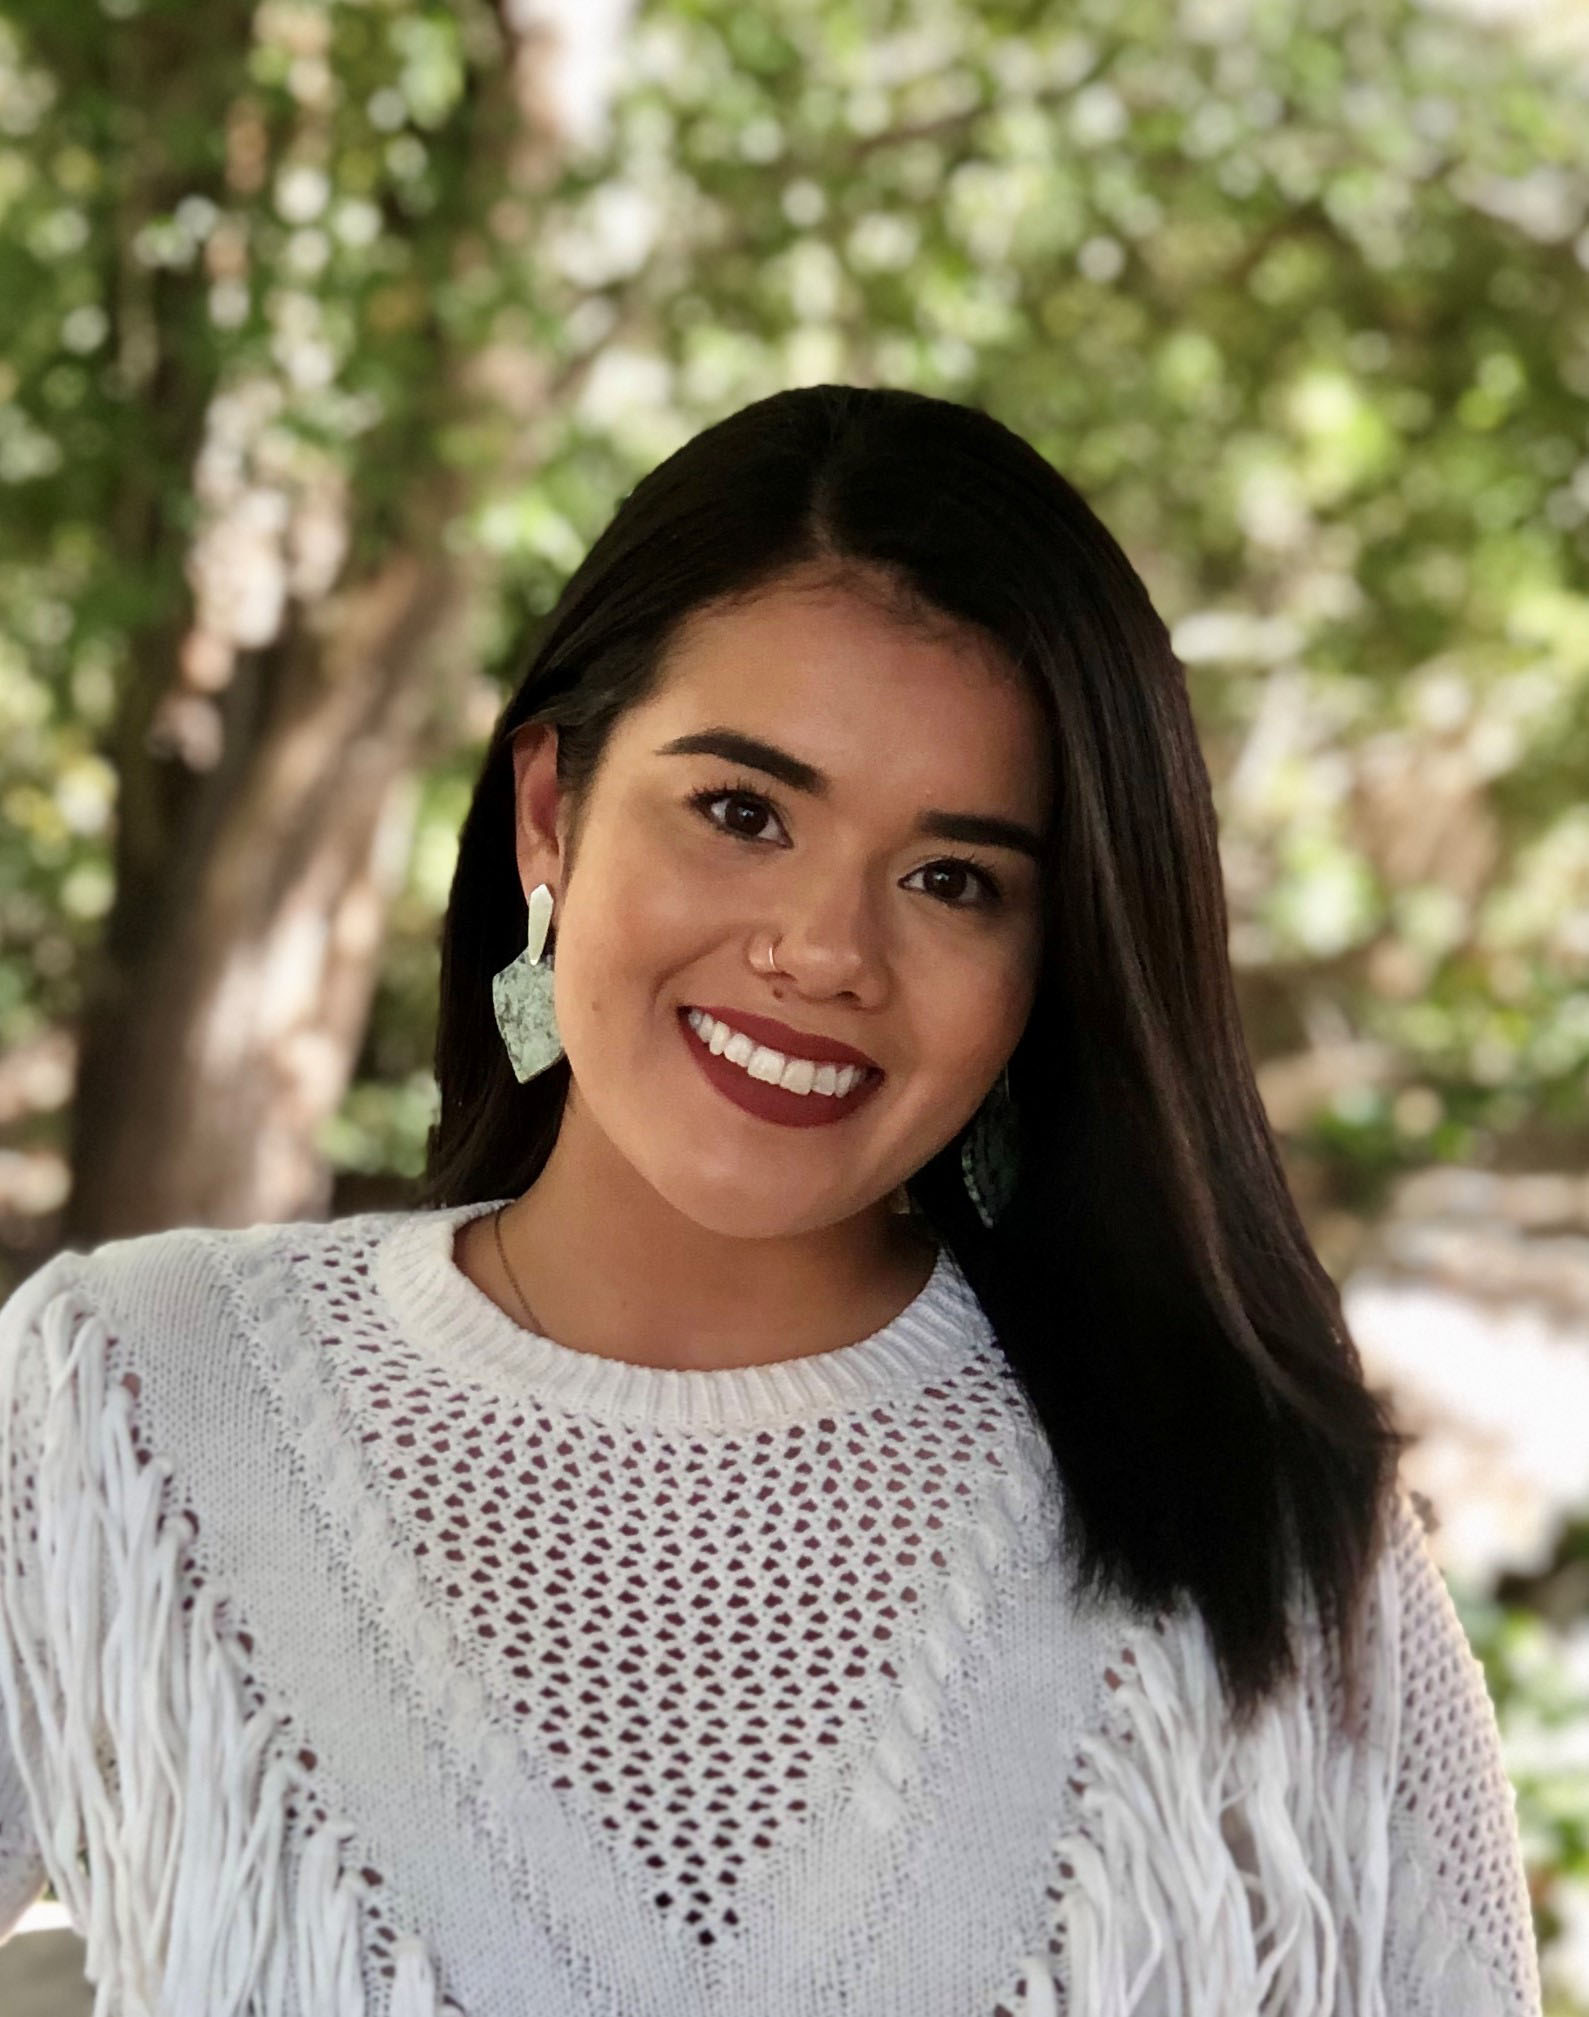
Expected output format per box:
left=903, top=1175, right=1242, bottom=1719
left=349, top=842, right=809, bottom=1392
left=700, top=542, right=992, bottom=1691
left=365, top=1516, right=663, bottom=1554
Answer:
left=1, top=0, right=1587, bottom=2007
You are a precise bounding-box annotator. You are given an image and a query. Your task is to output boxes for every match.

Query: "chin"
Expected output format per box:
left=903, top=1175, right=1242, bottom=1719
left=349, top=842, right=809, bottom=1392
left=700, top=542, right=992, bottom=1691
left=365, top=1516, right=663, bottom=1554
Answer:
left=676, top=1197, right=820, bottom=1242
left=657, top=1172, right=852, bottom=1243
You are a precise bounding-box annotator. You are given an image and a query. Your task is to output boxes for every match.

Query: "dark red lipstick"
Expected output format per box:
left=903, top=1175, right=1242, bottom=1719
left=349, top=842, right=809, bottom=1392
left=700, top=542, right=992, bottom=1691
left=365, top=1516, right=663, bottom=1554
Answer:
left=677, top=1008, right=883, bottom=1129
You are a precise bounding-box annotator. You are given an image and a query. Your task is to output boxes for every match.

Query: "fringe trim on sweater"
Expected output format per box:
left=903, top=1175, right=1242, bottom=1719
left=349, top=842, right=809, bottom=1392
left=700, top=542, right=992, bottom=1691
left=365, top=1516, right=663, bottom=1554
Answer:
left=0, top=1281, right=447, bottom=2016
left=1029, top=1545, right=1402, bottom=2017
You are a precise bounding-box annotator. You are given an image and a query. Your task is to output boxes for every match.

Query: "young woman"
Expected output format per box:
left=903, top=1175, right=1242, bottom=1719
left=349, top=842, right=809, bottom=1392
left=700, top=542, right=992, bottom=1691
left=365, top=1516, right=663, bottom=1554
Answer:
left=0, top=386, right=1540, bottom=2015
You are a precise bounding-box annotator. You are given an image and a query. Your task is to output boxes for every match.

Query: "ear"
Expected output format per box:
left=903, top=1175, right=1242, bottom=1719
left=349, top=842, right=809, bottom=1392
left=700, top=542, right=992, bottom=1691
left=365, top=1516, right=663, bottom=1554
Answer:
left=508, top=722, right=568, bottom=906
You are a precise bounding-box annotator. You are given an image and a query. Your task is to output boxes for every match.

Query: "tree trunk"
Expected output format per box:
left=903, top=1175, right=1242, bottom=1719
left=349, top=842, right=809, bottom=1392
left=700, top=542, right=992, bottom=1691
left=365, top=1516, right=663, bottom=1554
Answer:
left=66, top=546, right=469, bottom=1239
left=60, top=0, right=637, bottom=1242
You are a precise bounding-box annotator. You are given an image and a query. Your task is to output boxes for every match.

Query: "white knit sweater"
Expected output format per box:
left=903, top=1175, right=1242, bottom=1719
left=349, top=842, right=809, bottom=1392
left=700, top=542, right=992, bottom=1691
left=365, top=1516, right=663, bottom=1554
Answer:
left=0, top=1199, right=1543, bottom=2016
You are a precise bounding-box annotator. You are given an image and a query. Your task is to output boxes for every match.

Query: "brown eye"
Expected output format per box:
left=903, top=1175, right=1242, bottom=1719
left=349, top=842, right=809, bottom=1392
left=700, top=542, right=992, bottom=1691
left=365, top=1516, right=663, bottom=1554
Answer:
left=905, top=860, right=1003, bottom=910
left=689, top=788, right=788, bottom=844
left=922, top=864, right=972, bottom=904
left=720, top=795, right=772, bottom=838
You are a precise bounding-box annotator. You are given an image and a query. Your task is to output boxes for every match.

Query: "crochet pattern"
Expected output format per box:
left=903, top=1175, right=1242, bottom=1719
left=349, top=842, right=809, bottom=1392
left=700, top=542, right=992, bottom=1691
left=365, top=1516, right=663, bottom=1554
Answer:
left=0, top=1202, right=1544, bottom=2015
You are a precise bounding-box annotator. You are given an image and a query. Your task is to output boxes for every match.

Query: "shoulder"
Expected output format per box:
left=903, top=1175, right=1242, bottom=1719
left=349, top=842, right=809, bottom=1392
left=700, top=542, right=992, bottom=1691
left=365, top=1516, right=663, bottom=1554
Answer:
left=1370, top=1479, right=1544, bottom=2010
left=1377, top=1480, right=1491, bottom=1726
left=1376, top=1481, right=1513, bottom=1820
left=1304, top=1480, right=1486, bottom=1752
left=0, top=1207, right=421, bottom=1382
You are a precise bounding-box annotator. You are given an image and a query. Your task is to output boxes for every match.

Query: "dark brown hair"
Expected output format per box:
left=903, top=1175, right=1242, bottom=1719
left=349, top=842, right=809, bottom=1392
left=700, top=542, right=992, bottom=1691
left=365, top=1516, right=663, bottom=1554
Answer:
left=417, top=384, right=1405, bottom=1730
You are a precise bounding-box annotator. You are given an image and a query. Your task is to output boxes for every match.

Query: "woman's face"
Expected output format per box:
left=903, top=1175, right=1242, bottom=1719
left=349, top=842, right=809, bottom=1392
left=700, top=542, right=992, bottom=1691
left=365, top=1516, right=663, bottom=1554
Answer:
left=514, top=565, right=1053, bottom=1241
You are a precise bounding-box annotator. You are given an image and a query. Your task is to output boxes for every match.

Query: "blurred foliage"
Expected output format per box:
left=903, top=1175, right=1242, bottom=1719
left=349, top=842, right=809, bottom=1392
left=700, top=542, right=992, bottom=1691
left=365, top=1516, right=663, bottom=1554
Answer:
left=2, top=0, right=1588, bottom=1992
left=0, top=0, right=1585, bottom=1195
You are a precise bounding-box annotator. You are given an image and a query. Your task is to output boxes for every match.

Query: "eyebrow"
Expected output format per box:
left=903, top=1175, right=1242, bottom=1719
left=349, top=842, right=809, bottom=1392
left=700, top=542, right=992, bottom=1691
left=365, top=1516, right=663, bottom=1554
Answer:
left=655, top=728, right=1046, bottom=861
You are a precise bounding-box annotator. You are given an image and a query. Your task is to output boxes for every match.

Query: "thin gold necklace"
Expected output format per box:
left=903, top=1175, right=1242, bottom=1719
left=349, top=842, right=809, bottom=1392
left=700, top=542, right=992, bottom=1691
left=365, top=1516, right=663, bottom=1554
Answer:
left=492, top=1202, right=543, bottom=1334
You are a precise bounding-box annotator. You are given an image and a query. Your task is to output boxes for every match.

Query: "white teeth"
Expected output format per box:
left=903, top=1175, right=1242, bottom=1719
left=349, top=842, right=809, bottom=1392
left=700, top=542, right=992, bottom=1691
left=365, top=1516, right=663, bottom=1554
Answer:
left=686, top=1011, right=873, bottom=1098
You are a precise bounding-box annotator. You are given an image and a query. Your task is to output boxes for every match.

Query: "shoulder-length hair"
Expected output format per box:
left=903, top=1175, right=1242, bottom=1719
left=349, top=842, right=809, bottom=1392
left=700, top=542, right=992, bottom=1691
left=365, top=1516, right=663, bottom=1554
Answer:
left=416, top=383, right=1405, bottom=1730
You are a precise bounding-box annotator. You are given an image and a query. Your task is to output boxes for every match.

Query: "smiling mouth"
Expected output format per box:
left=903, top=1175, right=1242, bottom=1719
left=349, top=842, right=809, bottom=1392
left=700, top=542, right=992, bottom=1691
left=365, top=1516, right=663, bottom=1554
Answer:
left=677, top=1008, right=883, bottom=1128
left=683, top=1007, right=880, bottom=1098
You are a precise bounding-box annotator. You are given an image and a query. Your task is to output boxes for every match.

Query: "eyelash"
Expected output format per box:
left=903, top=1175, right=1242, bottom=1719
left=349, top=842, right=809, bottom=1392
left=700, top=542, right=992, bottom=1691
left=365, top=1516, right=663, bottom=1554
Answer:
left=685, top=778, right=1006, bottom=911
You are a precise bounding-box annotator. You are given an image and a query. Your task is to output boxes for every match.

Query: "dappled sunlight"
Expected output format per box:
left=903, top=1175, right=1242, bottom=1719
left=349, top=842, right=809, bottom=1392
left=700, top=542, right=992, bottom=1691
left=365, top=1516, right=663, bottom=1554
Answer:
left=1, top=0, right=1586, bottom=2003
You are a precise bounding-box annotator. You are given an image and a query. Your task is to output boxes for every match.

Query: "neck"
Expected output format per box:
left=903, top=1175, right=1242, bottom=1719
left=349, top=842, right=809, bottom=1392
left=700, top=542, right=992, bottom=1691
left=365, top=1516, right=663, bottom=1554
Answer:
left=461, top=1097, right=936, bottom=1374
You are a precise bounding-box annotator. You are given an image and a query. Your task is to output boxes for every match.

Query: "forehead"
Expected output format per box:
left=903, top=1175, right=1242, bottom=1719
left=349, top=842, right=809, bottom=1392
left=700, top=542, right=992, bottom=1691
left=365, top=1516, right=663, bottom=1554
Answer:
left=632, top=575, right=1053, bottom=821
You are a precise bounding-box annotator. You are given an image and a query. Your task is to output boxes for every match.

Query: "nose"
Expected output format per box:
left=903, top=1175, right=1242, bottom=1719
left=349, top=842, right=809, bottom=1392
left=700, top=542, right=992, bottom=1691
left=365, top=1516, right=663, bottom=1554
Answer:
left=762, top=868, right=890, bottom=1007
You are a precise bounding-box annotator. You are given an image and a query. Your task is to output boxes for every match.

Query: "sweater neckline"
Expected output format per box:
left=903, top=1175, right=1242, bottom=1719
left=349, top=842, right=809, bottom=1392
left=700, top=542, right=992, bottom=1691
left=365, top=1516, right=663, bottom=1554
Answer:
left=373, top=1199, right=992, bottom=1428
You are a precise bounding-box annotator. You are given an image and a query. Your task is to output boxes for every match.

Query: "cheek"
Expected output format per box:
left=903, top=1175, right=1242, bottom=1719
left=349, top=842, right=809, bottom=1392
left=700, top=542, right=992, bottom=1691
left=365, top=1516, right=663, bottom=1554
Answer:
left=557, top=823, right=716, bottom=1008
left=918, top=954, right=1032, bottom=1082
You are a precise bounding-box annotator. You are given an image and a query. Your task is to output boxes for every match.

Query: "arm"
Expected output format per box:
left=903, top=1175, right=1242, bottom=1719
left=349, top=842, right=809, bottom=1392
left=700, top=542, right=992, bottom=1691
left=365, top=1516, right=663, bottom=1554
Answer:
left=0, top=1722, right=45, bottom=1942
left=1380, top=1488, right=1543, bottom=2016
left=0, top=1254, right=80, bottom=1942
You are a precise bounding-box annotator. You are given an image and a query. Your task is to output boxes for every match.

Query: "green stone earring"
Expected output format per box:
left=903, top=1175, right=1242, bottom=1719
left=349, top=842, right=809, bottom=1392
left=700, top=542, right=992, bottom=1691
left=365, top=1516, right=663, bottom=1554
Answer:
left=492, top=881, right=564, bottom=1083
left=961, top=1064, right=1019, bottom=1230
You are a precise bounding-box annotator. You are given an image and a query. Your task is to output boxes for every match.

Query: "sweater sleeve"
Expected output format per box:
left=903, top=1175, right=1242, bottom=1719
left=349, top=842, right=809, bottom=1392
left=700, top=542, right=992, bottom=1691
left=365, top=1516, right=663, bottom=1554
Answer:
left=0, top=1719, right=45, bottom=1942
left=1379, top=1488, right=1543, bottom=2015
left=0, top=1253, right=80, bottom=1943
